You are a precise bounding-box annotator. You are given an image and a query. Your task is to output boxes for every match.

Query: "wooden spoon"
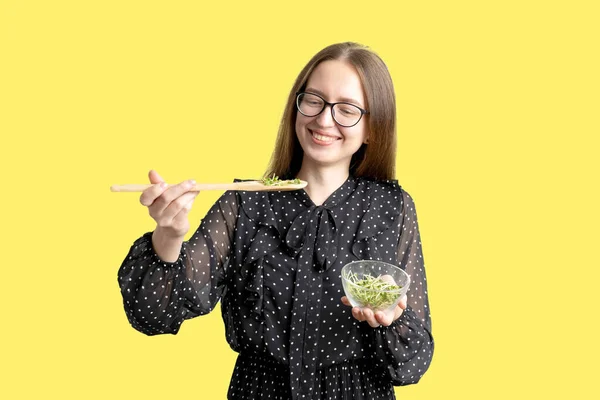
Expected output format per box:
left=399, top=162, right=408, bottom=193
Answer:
left=110, top=180, right=307, bottom=192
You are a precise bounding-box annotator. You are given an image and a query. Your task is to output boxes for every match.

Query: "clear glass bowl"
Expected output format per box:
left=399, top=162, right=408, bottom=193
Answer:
left=341, top=260, right=411, bottom=312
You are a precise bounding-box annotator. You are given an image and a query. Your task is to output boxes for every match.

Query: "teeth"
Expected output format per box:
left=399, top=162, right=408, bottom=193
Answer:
left=313, top=132, right=337, bottom=142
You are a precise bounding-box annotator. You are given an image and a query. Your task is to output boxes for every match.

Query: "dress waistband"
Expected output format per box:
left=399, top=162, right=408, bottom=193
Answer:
left=228, top=351, right=393, bottom=400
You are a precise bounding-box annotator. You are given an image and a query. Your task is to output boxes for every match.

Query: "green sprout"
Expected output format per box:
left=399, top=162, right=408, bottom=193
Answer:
left=261, top=174, right=301, bottom=186
left=344, top=271, right=402, bottom=310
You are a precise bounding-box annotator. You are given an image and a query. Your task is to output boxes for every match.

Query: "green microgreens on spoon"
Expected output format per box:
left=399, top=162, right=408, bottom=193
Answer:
left=261, top=174, right=302, bottom=186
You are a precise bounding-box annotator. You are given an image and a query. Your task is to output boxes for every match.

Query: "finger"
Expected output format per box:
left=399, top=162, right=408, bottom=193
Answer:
left=375, top=310, right=393, bottom=327
left=140, top=181, right=168, bottom=207
left=140, top=170, right=168, bottom=206
left=151, top=179, right=196, bottom=216
left=394, top=304, right=404, bottom=321
left=165, top=194, right=198, bottom=234
left=148, top=169, right=165, bottom=184
left=362, top=308, right=380, bottom=328
left=398, top=295, right=408, bottom=310
left=351, top=307, right=365, bottom=321
left=341, top=296, right=351, bottom=307
left=157, top=190, right=198, bottom=224
left=380, top=274, right=396, bottom=285
left=173, top=192, right=199, bottom=219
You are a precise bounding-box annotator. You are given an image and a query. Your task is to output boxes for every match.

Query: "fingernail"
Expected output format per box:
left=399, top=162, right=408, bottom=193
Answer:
left=160, top=182, right=168, bottom=189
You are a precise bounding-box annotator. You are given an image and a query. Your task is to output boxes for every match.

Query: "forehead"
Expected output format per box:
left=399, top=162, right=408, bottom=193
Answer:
left=305, top=60, right=365, bottom=105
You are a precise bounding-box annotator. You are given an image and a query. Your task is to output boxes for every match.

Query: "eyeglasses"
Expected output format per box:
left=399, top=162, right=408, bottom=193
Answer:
left=295, top=92, right=369, bottom=127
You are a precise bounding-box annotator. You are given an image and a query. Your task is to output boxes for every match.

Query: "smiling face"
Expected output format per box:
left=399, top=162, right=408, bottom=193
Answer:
left=295, top=59, right=369, bottom=173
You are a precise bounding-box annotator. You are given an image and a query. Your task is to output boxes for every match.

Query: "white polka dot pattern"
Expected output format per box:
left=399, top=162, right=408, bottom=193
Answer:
left=117, top=176, right=434, bottom=399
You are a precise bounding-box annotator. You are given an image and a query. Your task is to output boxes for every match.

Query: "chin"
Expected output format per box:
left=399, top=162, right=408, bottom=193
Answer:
left=304, top=153, right=353, bottom=169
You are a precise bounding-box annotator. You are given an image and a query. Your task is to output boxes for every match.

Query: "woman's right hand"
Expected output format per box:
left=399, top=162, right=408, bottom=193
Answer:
left=139, top=169, right=199, bottom=240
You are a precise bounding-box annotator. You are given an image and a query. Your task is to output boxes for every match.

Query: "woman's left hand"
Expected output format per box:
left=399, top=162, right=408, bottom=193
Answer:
left=341, top=295, right=407, bottom=328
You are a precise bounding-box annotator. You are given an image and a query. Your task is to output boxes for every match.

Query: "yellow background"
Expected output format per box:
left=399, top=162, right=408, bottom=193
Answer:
left=1, top=0, right=598, bottom=398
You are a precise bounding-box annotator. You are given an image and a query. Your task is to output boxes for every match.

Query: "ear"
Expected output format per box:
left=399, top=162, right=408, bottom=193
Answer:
left=363, top=126, right=371, bottom=144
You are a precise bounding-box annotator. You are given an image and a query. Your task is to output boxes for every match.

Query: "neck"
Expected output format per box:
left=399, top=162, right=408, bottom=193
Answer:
left=296, top=163, right=350, bottom=206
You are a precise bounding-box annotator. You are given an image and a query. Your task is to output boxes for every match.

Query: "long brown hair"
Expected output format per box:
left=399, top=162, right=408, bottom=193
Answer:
left=265, top=42, right=397, bottom=180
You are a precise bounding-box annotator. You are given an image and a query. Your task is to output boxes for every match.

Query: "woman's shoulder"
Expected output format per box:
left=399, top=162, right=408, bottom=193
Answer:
left=355, top=176, right=405, bottom=198
left=354, top=176, right=419, bottom=213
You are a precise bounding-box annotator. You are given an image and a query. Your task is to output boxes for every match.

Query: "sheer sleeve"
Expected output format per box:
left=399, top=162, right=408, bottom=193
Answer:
left=371, top=189, right=434, bottom=385
left=117, top=190, right=239, bottom=336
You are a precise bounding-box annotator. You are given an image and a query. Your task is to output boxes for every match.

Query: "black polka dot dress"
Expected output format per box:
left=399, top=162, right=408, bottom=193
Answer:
left=118, top=177, right=434, bottom=399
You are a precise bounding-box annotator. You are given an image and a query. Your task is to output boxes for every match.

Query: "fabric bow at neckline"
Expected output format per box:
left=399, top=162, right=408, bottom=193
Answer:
left=285, top=205, right=338, bottom=272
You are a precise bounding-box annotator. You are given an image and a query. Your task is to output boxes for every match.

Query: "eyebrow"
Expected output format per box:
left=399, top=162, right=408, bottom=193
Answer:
left=305, top=87, right=365, bottom=108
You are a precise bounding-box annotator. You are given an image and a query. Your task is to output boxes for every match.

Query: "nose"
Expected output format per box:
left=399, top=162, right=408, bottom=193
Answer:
left=315, top=104, right=336, bottom=127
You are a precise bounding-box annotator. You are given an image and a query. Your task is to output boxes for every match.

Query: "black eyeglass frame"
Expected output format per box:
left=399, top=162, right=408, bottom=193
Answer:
left=295, top=91, right=369, bottom=127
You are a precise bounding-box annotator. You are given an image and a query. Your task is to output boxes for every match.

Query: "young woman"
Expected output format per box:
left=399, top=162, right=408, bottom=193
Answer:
left=118, top=42, right=434, bottom=400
